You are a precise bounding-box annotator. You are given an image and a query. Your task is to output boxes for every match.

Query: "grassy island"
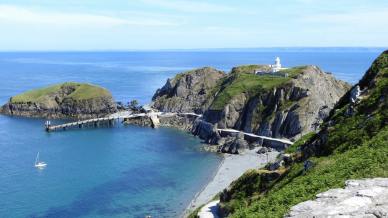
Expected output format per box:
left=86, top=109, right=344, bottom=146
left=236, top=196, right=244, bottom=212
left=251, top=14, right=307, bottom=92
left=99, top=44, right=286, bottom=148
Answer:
left=11, top=82, right=111, bottom=103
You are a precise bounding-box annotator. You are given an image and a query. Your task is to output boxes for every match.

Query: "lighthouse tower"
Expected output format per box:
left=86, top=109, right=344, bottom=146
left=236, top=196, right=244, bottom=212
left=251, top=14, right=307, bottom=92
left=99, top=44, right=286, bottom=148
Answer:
left=271, top=57, right=282, bottom=72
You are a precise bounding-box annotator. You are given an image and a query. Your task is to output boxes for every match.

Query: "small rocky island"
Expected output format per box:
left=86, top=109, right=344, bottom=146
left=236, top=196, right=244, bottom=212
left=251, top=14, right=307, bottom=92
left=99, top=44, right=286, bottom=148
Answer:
left=0, top=82, right=117, bottom=118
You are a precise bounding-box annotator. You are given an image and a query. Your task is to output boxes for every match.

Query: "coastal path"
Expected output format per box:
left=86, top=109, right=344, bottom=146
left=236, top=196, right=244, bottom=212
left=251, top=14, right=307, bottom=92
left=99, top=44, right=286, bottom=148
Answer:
left=217, top=128, right=293, bottom=145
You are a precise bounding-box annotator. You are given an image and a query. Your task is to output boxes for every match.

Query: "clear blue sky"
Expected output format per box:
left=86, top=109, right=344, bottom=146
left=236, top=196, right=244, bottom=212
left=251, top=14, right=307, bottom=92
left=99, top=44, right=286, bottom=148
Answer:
left=0, top=0, right=387, bottom=50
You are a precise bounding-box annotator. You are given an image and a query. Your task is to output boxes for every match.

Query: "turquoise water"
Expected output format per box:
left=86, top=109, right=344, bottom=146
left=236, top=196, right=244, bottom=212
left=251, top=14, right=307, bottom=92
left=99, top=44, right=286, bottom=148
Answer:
left=0, top=116, right=220, bottom=217
left=0, top=48, right=384, bottom=217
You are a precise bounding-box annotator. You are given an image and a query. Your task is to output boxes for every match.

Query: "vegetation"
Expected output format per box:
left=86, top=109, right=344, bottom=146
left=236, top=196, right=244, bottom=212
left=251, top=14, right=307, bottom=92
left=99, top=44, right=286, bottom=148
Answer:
left=219, top=51, right=388, bottom=217
left=231, top=65, right=271, bottom=74
left=285, top=132, right=315, bottom=153
left=187, top=205, right=204, bottom=218
left=129, top=99, right=139, bottom=110
left=10, top=82, right=111, bottom=103
left=210, top=73, right=289, bottom=110
left=225, top=128, right=388, bottom=218
left=208, top=65, right=308, bottom=110
left=278, top=65, right=309, bottom=78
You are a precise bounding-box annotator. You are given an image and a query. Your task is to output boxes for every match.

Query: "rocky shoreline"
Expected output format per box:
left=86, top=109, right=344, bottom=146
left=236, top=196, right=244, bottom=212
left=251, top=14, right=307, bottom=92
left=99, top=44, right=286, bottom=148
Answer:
left=0, top=82, right=117, bottom=119
left=124, top=63, right=353, bottom=159
left=0, top=63, right=363, bottom=218
left=152, top=65, right=350, bottom=142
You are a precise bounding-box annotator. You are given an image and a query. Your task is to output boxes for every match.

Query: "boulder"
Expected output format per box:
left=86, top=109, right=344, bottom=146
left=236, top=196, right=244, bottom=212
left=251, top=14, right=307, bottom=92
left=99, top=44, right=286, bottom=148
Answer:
left=219, top=134, right=249, bottom=154
left=287, top=178, right=388, bottom=217
left=256, top=146, right=269, bottom=154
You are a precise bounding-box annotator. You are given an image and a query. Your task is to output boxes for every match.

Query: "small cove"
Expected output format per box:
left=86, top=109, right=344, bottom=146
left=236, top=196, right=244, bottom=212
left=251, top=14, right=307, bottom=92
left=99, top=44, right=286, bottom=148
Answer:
left=0, top=49, right=383, bottom=217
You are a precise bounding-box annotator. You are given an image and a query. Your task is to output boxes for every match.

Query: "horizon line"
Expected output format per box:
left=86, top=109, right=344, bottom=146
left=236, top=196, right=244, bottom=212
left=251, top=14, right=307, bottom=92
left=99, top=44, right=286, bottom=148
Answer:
left=0, top=46, right=386, bottom=53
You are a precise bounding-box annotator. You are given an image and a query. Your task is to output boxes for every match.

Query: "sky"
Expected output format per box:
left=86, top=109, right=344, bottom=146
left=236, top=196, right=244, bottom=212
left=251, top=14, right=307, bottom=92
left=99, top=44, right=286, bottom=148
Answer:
left=0, top=0, right=387, bottom=50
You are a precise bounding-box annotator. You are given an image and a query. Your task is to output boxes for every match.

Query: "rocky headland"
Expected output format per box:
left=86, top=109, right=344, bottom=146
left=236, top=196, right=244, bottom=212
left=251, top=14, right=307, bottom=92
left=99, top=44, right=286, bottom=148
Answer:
left=209, top=51, right=388, bottom=218
left=152, top=67, right=226, bottom=114
left=0, top=82, right=117, bottom=119
left=151, top=64, right=350, bottom=153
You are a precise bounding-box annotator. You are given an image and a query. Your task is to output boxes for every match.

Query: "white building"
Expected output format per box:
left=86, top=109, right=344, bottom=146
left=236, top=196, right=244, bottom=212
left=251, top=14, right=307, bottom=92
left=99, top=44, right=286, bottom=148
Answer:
left=270, top=57, right=282, bottom=72
left=254, top=57, right=287, bottom=76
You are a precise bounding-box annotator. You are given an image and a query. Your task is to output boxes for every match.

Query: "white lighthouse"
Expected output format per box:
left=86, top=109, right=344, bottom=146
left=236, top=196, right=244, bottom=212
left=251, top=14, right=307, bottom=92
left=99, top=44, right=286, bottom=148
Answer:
left=271, top=57, right=282, bottom=72
left=254, top=56, right=287, bottom=76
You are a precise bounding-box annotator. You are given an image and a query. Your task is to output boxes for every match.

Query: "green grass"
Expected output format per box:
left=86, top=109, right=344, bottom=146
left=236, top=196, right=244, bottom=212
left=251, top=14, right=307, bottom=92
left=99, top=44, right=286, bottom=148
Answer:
left=219, top=51, right=388, bottom=217
left=10, top=82, right=111, bottom=103
left=66, top=83, right=111, bottom=100
left=187, top=206, right=202, bottom=218
left=208, top=66, right=308, bottom=110
left=285, top=132, right=315, bottom=153
left=278, top=66, right=309, bottom=78
left=229, top=128, right=388, bottom=218
left=210, top=73, right=290, bottom=110
left=231, top=65, right=271, bottom=74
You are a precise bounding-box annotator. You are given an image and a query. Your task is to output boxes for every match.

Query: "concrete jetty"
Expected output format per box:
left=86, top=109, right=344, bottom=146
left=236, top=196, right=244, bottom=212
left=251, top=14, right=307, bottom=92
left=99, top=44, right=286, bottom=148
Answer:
left=44, top=111, right=201, bottom=132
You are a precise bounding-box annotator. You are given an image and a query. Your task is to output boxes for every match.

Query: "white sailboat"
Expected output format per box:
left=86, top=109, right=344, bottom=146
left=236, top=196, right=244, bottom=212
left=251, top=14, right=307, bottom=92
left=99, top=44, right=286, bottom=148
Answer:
left=34, top=152, right=47, bottom=169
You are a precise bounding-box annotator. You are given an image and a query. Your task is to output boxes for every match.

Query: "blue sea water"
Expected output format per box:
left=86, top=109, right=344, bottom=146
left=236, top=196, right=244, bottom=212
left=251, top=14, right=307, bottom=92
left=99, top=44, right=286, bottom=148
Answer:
left=0, top=48, right=384, bottom=218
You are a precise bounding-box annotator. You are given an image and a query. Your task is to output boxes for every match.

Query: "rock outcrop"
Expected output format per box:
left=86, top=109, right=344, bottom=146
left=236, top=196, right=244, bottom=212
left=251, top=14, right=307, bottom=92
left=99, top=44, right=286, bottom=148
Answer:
left=0, top=82, right=117, bottom=119
left=218, top=132, right=249, bottom=154
left=301, top=50, right=388, bottom=158
left=203, top=66, right=350, bottom=141
left=152, top=67, right=226, bottom=114
left=287, top=178, right=388, bottom=217
left=214, top=51, right=388, bottom=217
left=152, top=65, right=350, bottom=147
left=124, top=113, right=198, bottom=131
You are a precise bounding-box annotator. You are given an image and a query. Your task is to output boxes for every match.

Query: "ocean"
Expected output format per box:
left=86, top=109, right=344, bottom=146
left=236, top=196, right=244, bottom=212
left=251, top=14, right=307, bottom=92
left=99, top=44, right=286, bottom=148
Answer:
left=0, top=48, right=384, bottom=217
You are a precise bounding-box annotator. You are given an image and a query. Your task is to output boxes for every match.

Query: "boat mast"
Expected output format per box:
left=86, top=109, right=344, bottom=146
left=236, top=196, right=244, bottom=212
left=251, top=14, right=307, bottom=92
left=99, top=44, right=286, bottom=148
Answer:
left=35, top=152, right=39, bottom=165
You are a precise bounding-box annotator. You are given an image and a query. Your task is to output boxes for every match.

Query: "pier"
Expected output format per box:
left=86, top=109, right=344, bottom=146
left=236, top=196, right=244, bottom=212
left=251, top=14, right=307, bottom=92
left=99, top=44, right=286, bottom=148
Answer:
left=44, top=112, right=292, bottom=147
left=44, top=111, right=201, bottom=132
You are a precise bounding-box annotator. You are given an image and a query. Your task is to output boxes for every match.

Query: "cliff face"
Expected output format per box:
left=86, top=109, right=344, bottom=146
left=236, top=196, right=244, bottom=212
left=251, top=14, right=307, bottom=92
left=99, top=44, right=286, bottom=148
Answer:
left=0, top=82, right=117, bottom=118
left=152, top=67, right=226, bottom=114
left=204, top=66, right=349, bottom=140
left=217, top=51, right=388, bottom=217
left=152, top=64, right=350, bottom=142
left=301, top=50, right=388, bottom=158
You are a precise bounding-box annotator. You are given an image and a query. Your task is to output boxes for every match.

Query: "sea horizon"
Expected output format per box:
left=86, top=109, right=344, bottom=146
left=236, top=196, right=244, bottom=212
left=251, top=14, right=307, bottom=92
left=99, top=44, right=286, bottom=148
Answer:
left=0, top=46, right=386, bottom=53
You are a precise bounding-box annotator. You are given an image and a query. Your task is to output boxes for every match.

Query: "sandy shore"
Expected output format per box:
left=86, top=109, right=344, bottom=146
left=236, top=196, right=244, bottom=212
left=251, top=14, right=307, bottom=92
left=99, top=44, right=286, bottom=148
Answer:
left=186, top=148, right=279, bottom=214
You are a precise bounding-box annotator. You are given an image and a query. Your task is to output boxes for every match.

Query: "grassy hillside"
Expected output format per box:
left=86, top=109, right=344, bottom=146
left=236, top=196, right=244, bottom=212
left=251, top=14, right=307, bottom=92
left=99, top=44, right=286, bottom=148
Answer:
left=11, top=82, right=111, bottom=103
left=209, top=66, right=307, bottom=110
left=218, top=51, right=388, bottom=217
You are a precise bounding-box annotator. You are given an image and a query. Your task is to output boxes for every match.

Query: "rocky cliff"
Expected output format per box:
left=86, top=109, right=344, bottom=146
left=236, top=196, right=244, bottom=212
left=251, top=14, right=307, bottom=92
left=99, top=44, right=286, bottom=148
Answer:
left=301, top=50, right=388, bottom=158
left=152, top=67, right=226, bottom=114
left=152, top=64, right=350, bottom=144
left=0, top=82, right=117, bottom=118
left=203, top=65, right=349, bottom=140
left=216, top=51, right=388, bottom=217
